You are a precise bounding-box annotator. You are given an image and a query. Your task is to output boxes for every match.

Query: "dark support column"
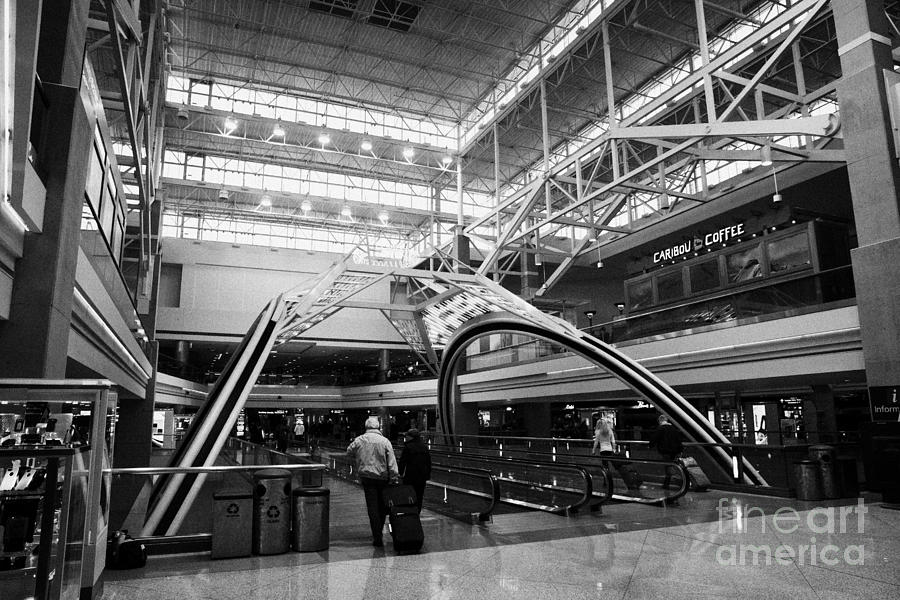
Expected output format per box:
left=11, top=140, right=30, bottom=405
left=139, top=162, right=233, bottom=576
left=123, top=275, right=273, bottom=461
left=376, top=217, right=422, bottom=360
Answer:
left=805, top=385, right=838, bottom=444
left=452, top=226, right=470, bottom=272
left=109, top=344, right=157, bottom=530
left=833, top=0, right=900, bottom=390
left=0, top=84, right=91, bottom=377
left=519, top=402, right=552, bottom=438
left=377, top=349, right=389, bottom=383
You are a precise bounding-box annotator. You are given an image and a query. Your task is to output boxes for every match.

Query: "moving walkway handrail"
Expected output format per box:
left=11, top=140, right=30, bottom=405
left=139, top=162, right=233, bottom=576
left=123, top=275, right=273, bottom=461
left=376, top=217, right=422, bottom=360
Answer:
left=427, top=442, right=686, bottom=505
left=428, top=448, right=610, bottom=515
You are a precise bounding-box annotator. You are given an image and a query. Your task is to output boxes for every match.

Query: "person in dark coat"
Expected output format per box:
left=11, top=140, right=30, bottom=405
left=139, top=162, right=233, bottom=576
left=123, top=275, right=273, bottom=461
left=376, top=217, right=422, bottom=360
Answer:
left=648, top=414, right=683, bottom=490
left=398, top=428, right=431, bottom=512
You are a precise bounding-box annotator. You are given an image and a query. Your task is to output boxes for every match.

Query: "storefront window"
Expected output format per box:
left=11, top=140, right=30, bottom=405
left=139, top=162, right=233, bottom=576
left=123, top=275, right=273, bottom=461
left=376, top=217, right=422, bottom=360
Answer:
left=767, top=231, right=811, bottom=273
left=726, top=244, right=763, bottom=283
left=656, top=270, right=684, bottom=304
left=626, top=278, right=653, bottom=311
left=689, top=259, right=719, bottom=294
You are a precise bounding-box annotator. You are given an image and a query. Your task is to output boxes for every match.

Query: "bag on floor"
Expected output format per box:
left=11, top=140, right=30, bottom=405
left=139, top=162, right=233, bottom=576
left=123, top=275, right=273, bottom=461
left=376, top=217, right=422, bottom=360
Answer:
left=678, top=456, right=710, bottom=492
left=107, top=530, right=147, bottom=569
left=383, top=484, right=423, bottom=554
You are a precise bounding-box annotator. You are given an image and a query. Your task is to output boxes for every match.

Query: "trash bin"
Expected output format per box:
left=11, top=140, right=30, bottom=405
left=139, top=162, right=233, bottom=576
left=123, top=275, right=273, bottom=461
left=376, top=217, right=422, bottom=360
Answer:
left=300, top=467, right=323, bottom=488
left=794, top=460, right=822, bottom=500
left=212, top=488, right=252, bottom=559
left=292, top=488, right=330, bottom=552
left=809, top=445, right=838, bottom=499
left=252, top=468, right=292, bottom=555
left=834, top=456, right=859, bottom=498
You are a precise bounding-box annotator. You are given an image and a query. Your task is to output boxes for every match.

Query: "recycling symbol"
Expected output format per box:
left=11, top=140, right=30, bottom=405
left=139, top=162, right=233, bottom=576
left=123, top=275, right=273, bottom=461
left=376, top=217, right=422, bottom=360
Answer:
left=226, top=503, right=239, bottom=515
left=266, top=505, right=280, bottom=518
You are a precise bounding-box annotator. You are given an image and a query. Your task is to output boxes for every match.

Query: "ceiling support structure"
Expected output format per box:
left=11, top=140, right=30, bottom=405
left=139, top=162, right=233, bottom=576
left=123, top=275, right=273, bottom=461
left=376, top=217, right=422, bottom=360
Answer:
left=467, top=0, right=840, bottom=294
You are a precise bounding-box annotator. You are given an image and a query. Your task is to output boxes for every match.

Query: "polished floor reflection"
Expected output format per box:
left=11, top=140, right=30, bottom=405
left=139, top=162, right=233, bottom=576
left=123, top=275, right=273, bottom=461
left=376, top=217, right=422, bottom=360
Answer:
left=104, top=477, right=900, bottom=600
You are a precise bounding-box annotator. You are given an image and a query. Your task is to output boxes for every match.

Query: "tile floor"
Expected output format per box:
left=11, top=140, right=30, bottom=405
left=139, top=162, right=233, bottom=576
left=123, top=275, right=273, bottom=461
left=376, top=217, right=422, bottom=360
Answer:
left=103, top=477, right=900, bottom=600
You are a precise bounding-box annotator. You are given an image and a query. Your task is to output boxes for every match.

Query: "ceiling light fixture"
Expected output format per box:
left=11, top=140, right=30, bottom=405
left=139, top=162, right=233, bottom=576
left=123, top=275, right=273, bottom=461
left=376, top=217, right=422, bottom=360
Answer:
left=402, top=147, right=415, bottom=160
left=260, top=194, right=272, bottom=207
left=441, top=155, right=453, bottom=166
left=341, top=204, right=352, bottom=218
left=318, top=132, right=331, bottom=146
left=224, top=117, right=238, bottom=133
left=360, top=140, right=373, bottom=152
left=378, top=210, right=389, bottom=224
left=272, top=124, right=285, bottom=137
left=301, top=199, right=312, bottom=213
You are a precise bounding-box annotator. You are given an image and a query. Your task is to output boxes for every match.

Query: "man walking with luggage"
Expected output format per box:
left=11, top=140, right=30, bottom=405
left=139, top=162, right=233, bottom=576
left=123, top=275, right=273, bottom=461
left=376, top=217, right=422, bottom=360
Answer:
left=347, top=416, right=400, bottom=547
left=649, top=414, right=683, bottom=492
left=398, top=428, right=431, bottom=512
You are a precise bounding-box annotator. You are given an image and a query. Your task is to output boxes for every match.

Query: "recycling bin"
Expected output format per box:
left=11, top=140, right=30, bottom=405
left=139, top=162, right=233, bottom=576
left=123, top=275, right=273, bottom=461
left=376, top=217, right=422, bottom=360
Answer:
left=212, top=488, right=252, bottom=559
left=252, top=469, right=291, bottom=555
left=794, top=460, right=822, bottom=501
left=292, top=487, right=330, bottom=552
left=809, top=445, right=838, bottom=499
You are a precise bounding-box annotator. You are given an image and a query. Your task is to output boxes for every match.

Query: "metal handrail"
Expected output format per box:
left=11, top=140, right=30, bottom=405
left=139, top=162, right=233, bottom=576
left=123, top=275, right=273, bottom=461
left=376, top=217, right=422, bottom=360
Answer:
left=429, top=448, right=601, bottom=515
left=105, top=464, right=326, bottom=475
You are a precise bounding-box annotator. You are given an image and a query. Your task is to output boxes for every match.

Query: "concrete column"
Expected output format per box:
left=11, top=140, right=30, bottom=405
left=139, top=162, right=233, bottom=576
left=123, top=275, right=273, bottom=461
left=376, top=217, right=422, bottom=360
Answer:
left=110, top=343, right=158, bottom=530
left=805, top=385, right=838, bottom=444
left=833, top=0, right=900, bottom=389
left=0, top=83, right=91, bottom=377
left=765, top=402, right=781, bottom=445
left=376, top=349, right=389, bottom=383
left=519, top=402, right=552, bottom=438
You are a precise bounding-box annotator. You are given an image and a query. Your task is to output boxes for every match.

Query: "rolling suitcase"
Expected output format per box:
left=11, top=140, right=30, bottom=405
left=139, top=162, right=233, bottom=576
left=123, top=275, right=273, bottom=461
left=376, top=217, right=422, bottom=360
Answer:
left=679, top=456, right=710, bottom=491
left=382, top=485, right=423, bottom=554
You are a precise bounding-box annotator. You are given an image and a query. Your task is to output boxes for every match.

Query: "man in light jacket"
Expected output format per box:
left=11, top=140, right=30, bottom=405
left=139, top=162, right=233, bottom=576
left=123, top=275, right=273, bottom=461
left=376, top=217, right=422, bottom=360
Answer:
left=347, top=416, right=399, bottom=547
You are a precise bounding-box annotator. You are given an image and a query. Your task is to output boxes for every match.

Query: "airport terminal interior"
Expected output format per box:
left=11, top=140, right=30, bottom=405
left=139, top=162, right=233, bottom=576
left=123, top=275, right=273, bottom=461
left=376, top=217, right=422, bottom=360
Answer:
left=1, top=0, right=900, bottom=598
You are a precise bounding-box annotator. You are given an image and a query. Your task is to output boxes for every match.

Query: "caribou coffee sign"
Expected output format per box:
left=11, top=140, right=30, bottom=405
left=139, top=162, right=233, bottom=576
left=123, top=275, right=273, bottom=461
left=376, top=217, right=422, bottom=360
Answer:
left=653, top=223, right=746, bottom=263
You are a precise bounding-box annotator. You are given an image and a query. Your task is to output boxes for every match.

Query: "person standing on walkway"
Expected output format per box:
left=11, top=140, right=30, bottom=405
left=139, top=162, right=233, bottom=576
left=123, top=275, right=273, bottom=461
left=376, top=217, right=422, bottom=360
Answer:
left=649, top=414, right=683, bottom=490
left=346, top=416, right=400, bottom=547
left=591, top=418, right=617, bottom=460
left=398, top=428, right=431, bottom=512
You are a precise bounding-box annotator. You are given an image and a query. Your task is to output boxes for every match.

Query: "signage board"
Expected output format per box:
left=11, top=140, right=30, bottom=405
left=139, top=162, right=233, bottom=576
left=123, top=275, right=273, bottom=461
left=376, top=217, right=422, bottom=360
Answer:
left=653, top=223, right=745, bottom=263
left=870, top=386, right=900, bottom=422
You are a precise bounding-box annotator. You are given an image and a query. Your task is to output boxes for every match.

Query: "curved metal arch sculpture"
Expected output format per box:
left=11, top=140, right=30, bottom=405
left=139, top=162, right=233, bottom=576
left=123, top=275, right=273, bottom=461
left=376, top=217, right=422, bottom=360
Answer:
left=438, top=312, right=766, bottom=486
left=144, top=260, right=763, bottom=536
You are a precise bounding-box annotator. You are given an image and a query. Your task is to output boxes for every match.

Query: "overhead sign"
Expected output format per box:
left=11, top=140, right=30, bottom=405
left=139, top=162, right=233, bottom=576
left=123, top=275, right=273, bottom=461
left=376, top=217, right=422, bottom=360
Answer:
left=870, top=386, right=900, bottom=422
left=653, top=223, right=746, bottom=263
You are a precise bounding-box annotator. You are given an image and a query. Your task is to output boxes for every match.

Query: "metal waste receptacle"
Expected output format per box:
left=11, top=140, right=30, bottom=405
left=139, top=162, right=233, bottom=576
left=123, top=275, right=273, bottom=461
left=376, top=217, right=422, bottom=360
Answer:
left=809, top=445, right=838, bottom=499
left=212, top=488, right=252, bottom=559
left=292, top=488, right=330, bottom=552
left=835, top=456, right=859, bottom=498
left=252, top=468, right=292, bottom=555
left=794, top=460, right=822, bottom=500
